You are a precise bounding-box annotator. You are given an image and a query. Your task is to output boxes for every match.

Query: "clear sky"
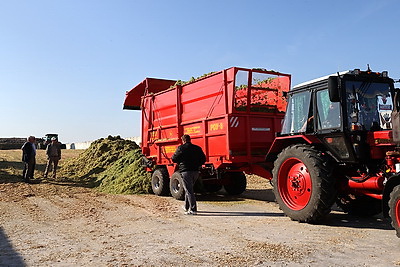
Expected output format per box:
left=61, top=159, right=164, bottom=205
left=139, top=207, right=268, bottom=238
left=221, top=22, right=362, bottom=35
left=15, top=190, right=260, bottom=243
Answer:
left=1, top=0, right=399, bottom=143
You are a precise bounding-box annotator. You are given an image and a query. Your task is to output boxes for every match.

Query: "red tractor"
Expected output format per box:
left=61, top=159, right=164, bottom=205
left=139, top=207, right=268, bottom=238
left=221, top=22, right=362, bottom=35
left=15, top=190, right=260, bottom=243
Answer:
left=267, top=68, right=400, bottom=237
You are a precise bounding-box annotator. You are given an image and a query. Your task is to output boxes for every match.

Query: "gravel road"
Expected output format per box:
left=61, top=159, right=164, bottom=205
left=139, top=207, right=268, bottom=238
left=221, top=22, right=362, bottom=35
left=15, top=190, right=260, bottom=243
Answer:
left=1, top=176, right=400, bottom=266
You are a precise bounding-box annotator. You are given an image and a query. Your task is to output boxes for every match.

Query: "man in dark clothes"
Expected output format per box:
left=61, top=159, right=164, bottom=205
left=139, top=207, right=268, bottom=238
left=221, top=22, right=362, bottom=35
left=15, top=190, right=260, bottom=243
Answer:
left=172, top=134, right=206, bottom=215
left=44, top=137, right=62, bottom=178
left=21, top=136, right=36, bottom=183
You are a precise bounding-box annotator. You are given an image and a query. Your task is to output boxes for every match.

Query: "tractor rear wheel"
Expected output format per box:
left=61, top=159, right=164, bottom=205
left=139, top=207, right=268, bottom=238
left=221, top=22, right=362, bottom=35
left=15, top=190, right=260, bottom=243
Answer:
left=272, top=144, right=336, bottom=223
left=389, top=184, right=400, bottom=237
left=336, top=194, right=382, bottom=217
left=151, top=168, right=170, bottom=196
left=224, top=172, right=247, bottom=195
left=170, top=172, right=185, bottom=200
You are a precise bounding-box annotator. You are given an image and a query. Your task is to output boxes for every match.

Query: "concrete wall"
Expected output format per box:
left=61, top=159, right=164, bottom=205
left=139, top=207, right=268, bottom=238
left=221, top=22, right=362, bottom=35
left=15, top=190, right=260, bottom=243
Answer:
left=65, top=141, right=92, bottom=150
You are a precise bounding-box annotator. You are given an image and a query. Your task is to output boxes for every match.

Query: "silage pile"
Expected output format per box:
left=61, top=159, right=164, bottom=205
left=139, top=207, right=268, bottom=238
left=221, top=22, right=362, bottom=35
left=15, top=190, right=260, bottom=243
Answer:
left=60, top=135, right=151, bottom=194
left=96, top=149, right=152, bottom=194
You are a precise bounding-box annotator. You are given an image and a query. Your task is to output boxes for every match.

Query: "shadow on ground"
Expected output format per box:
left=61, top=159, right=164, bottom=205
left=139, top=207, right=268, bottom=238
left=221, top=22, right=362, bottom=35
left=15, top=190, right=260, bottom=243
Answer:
left=0, top=160, right=47, bottom=184
left=196, top=190, right=395, bottom=231
left=323, top=211, right=394, bottom=230
left=196, top=210, right=284, bottom=217
left=0, top=227, right=26, bottom=266
left=0, top=158, right=95, bottom=188
left=196, top=188, right=275, bottom=202
left=45, top=177, right=98, bottom=188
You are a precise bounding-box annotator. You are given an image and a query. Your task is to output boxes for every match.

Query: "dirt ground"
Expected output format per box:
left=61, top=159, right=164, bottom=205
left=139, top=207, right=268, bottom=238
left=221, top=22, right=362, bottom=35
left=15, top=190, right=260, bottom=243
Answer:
left=1, top=149, right=400, bottom=266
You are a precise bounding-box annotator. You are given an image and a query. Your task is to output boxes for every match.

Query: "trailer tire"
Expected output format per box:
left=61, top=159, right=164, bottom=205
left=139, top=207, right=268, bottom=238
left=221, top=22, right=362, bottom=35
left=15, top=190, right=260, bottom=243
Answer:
left=204, top=183, right=223, bottom=193
left=170, top=172, right=185, bottom=200
left=224, top=172, right=247, bottom=195
left=336, top=194, right=382, bottom=217
left=272, top=144, right=336, bottom=223
left=151, top=168, right=170, bottom=196
left=389, top=184, right=400, bottom=237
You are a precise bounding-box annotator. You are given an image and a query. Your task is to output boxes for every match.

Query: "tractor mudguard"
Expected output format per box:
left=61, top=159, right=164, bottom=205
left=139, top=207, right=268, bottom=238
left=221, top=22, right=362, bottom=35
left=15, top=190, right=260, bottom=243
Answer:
left=266, top=135, right=321, bottom=161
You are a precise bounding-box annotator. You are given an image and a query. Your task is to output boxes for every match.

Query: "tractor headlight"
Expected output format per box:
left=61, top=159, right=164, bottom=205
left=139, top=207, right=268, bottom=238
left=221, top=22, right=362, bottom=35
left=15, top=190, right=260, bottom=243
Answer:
left=382, top=71, right=388, bottom=77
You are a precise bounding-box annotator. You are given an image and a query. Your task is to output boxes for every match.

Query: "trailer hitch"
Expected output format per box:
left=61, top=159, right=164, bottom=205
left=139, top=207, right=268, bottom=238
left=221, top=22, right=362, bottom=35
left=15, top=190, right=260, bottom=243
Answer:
left=141, top=156, right=154, bottom=168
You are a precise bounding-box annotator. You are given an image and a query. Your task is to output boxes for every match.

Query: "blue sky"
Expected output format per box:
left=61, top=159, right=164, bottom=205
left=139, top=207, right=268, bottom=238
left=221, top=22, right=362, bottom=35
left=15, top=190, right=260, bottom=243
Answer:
left=1, top=0, right=399, bottom=143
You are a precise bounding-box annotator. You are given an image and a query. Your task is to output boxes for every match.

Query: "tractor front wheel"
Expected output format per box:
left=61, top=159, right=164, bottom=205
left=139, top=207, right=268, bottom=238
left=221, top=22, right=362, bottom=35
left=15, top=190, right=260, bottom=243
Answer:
left=272, top=144, right=336, bottom=223
left=170, top=172, right=185, bottom=200
left=389, top=184, right=400, bottom=237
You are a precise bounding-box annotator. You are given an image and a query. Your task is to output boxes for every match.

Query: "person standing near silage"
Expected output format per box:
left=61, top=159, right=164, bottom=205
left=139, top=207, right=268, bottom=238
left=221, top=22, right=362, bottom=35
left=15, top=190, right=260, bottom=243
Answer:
left=172, top=134, right=206, bottom=215
left=44, top=137, right=61, bottom=179
left=21, top=136, right=37, bottom=183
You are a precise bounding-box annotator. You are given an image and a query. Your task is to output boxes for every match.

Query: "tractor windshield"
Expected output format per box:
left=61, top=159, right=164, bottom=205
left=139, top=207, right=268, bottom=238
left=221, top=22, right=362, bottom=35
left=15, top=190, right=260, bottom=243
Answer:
left=345, top=81, right=392, bottom=130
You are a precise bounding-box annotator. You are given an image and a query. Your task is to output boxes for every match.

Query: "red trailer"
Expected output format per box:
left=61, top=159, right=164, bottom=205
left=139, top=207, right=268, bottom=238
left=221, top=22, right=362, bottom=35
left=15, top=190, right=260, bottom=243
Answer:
left=124, top=67, right=291, bottom=199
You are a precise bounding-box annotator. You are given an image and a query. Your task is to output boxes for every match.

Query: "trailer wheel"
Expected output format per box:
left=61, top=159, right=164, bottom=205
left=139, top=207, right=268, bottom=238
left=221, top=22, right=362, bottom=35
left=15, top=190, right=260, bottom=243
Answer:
left=224, top=172, right=247, bottom=195
left=336, top=194, right=382, bottom=217
left=272, top=144, right=336, bottom=223
left=170, top=172, right=185, bottom=200
left=204, top=183, right=223, bottom=193
left=389, top=184, right=400, bottom=237
left=151, top=168, right=170, bottom=196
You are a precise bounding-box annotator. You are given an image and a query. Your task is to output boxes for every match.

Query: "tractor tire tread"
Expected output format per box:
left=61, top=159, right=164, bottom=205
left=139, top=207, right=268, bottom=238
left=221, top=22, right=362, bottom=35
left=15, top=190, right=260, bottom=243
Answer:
left=272, top=144, right=336, bottom=223
left=389, top=184, right=400, bottom=238
left=151, top=168, right=170, bottom=196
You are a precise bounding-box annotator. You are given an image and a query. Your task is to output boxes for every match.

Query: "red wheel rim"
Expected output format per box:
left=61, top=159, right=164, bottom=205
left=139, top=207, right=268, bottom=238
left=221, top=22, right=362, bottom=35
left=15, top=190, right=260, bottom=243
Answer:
left=396, top=198, right=400, bottom=227
left=277, top=157, right=312, bottom=210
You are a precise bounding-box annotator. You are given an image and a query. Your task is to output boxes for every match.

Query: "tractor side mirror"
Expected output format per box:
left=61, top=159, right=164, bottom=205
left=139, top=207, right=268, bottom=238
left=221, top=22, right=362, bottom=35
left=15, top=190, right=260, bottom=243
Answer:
left=328, top=76, right=340, bottom=102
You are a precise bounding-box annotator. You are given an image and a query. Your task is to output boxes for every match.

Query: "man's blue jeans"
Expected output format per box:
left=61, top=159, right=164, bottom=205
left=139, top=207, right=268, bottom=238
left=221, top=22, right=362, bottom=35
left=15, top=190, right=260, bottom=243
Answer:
left=181, top=171, right=199, bottom=212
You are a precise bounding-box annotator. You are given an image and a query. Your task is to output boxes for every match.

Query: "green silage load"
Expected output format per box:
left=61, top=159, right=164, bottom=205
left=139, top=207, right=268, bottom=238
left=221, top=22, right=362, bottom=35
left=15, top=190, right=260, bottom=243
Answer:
left=59, top=136, right=151, bottom=194
left=96, top=149, right=152, bottom=194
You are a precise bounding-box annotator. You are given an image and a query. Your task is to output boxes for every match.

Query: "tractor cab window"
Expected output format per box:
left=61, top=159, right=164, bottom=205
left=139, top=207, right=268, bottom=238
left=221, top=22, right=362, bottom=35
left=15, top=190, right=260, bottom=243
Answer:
left=316, top=89, right=341, bottom=130
left=345, top=81, right=392, bottom=130
left=281, top=91, right=311, bottom=134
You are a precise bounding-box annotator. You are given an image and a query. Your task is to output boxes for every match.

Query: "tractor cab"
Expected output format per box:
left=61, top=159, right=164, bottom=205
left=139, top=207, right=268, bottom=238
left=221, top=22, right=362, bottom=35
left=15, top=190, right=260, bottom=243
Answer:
left=278, top=68, right=397, bottom=164
left=269, top=68, right=400, bottom=238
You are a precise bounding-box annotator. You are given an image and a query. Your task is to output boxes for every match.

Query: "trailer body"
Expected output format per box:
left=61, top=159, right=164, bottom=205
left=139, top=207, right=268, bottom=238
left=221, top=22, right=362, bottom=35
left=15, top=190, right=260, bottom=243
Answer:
left=124, top=67, right=290, bottom=195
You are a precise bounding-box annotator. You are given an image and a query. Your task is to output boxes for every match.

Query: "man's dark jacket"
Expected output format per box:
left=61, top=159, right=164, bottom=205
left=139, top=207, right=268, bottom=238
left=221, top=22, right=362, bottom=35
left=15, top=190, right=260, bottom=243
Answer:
left=21, top=142, right=35, bottom=163
left=172, top=142, right=206, bottom=172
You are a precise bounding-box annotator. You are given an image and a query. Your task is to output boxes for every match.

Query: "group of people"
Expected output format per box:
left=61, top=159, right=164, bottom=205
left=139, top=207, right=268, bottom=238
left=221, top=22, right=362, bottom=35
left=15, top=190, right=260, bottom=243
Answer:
left=21, top=136, right=62, bottom=183
left=20, top=133, right=205, bottom=216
